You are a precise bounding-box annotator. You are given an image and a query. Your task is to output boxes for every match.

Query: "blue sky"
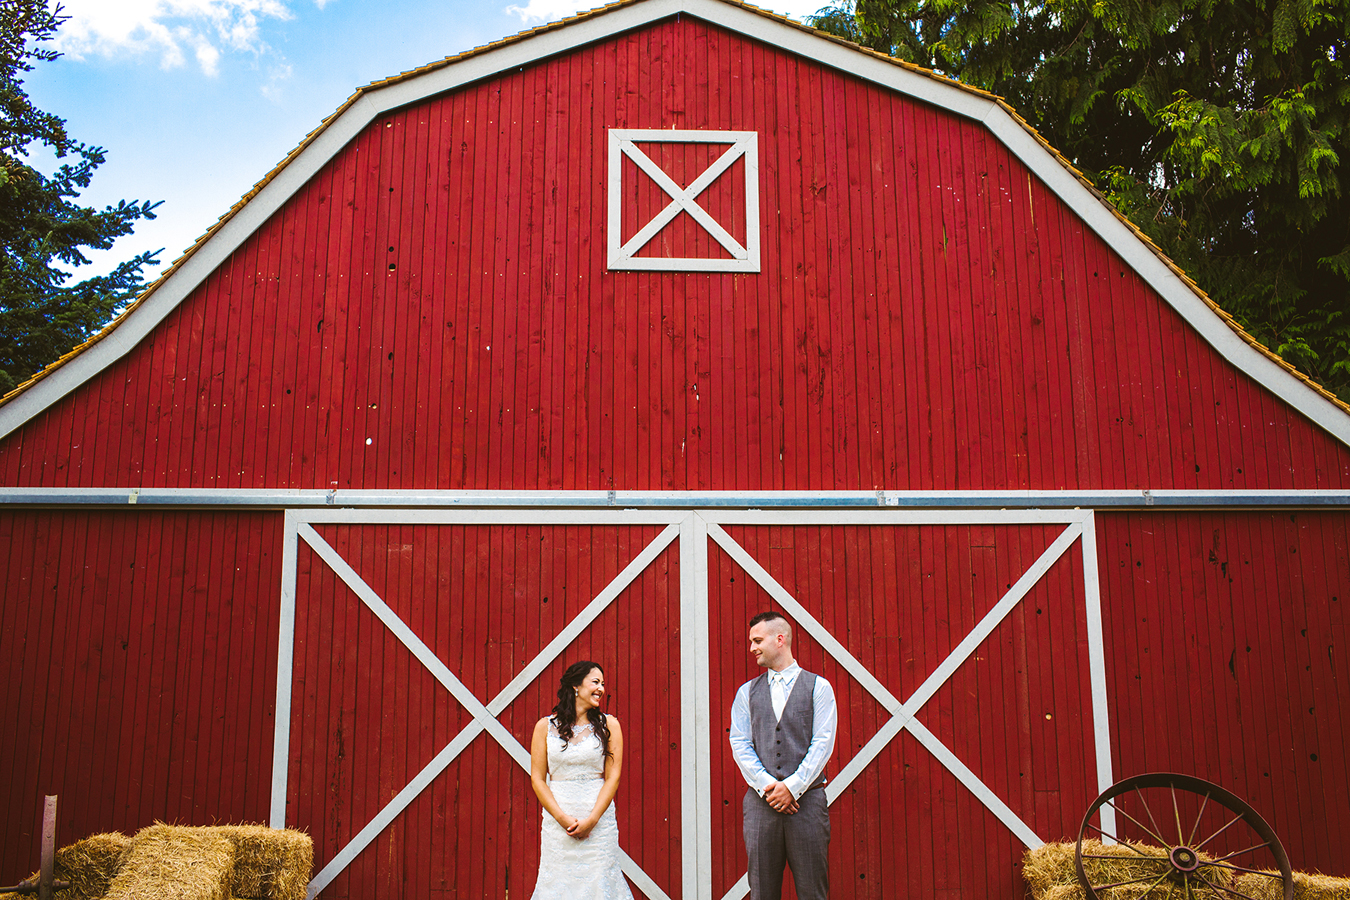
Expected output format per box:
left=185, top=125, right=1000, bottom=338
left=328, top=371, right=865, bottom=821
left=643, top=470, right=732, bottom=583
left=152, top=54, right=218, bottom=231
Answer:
left=26, top=0, right=827, bottom=282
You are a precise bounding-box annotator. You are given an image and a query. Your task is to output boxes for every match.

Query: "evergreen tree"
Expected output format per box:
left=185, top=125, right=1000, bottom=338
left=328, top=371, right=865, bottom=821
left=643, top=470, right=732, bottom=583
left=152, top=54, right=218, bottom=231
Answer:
left=810, top=0, right=1350, bottom=401
left=0, top=0, right=161, bottom=395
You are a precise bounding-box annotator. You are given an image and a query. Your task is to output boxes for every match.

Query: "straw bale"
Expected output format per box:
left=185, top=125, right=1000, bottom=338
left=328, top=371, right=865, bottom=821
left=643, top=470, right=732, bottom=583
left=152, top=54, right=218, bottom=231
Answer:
left=1233, top=871, right=1350, bottom=900
left=104, top=824, right=235, bottom=900
left=213, top=825, right=312, bottom=900
left=0, top=832, right=131, bottom=900
left=54, top=833, right=133, bottom=900
left=1023, top=840, right=1234, bottom=900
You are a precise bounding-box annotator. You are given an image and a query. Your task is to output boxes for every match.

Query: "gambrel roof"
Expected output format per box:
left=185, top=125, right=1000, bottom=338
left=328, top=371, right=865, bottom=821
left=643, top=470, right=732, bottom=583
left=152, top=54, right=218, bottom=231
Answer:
left=2, top=0, right=1347, bottom=446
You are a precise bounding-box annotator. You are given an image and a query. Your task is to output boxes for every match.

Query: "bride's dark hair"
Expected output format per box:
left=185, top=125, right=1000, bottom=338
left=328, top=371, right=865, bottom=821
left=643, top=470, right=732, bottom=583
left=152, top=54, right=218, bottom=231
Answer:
left=550, top=660, right=612, bottom=758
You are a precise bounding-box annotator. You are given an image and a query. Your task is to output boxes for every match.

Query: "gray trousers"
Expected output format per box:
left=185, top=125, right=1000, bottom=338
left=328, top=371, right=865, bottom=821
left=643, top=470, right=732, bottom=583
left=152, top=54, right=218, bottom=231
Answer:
left=743, top=787, right=830, bottom=900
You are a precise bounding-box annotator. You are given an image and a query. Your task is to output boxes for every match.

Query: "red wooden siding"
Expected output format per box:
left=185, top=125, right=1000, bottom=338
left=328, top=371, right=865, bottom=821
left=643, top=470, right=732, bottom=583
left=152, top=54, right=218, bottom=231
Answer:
left=0, top=510, right=280, bottom=860
left=1, top=18, right=1347, bottom=492
left=1097, top=510, right=1350, bottom=876
left=288, top=522, right=680, bottom=899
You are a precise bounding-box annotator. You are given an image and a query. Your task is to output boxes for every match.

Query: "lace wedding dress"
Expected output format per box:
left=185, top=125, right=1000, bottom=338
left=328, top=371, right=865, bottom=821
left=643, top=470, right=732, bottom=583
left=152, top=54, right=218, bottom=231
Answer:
left=530, top=720, right=634, bottom=900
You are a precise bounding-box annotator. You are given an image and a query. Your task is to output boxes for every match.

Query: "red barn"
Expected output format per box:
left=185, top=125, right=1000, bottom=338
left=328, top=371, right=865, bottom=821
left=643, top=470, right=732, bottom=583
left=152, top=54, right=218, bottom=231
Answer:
left=2, top=0, right=1348, bottom=897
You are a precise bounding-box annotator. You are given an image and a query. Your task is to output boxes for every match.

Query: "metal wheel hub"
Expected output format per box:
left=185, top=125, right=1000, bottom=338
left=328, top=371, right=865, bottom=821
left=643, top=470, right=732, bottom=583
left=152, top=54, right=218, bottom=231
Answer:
left=1168, top=846, right=1200, bottom=873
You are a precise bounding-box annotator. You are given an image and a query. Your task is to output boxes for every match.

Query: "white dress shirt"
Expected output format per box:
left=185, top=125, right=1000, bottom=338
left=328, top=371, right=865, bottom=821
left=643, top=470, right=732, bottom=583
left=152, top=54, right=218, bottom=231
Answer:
left=729, top=662, right=837, bottom=800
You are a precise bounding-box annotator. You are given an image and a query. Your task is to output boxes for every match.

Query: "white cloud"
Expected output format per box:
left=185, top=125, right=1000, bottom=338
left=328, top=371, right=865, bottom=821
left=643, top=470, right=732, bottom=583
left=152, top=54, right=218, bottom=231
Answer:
left=53, top=0, right=295, bottom=74
left=503, top=0, right=591, bottom=24
left=260, top=61, right=293, bottom=101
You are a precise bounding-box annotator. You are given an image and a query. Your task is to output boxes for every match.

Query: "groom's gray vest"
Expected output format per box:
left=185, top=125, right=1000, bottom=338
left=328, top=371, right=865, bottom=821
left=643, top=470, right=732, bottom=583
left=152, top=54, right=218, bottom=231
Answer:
left=749, top=671, right=827, bottom=791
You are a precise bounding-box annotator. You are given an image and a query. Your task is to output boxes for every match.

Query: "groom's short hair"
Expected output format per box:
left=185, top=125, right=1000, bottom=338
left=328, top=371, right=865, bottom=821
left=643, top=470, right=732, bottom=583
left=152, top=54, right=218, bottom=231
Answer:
left=748, top=611, right=792, bottom=644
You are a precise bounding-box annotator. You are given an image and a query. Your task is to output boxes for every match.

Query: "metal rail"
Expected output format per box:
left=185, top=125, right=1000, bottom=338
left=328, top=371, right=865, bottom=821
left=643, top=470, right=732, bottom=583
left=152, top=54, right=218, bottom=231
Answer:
left=1, top=487, right=1348, bottom=509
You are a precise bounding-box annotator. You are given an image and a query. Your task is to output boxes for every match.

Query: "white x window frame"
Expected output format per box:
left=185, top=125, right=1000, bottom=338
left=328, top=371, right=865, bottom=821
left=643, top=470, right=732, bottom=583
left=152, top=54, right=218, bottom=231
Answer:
left=269, top=503, right=1115, bottom=900
left=607, top=129, right=761, bottom=272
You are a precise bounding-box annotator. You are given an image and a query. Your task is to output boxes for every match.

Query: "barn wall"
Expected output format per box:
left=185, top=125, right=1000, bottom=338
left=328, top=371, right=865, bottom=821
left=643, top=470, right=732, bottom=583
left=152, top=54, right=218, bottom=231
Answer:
left=1, top=18, right=1347, bottom=493
left=4, top=509, right=1346, bottom=896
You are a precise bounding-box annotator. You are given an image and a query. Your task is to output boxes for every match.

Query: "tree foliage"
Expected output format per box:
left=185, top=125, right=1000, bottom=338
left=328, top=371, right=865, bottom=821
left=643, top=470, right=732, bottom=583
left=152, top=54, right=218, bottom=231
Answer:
left=0, top=0, right=160, bottom=396
left=810, top=0, right=1350, bottom=401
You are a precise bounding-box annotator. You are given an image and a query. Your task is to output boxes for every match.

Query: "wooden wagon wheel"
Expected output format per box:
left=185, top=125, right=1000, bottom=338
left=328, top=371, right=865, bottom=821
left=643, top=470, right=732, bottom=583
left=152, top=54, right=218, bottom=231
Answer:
left=1075, top=773, right=1293, bottom=900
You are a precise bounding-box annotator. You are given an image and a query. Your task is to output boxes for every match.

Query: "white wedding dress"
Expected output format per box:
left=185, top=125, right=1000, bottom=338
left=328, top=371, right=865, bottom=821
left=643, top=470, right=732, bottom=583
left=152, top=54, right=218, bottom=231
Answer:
left=530, top=720, right=634, bottom=900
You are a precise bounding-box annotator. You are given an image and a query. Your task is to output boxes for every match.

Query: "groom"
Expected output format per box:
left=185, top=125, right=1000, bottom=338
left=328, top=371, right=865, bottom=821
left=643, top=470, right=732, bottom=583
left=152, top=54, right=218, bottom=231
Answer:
left=729, top=611, right=837, bottom=900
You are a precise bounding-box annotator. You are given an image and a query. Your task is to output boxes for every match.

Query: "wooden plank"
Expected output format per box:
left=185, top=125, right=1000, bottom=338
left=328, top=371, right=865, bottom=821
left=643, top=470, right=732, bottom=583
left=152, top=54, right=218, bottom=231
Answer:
left=200, top=511, right=233, bottom=816
left=228, top=204, right=263, bottom=489
left=116, top=513, right=154, bottom=831
left=60, top=509, right=103, bottom=823
left=0, top=514, right=25, bottom=839
left=372, top=115, right=398, bottom=493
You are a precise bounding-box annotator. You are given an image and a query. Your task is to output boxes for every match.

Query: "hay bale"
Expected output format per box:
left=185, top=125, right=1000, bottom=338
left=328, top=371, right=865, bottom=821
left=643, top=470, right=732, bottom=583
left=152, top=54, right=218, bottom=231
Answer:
left=0, top=832, right=131, bottom=900
left=1023, top=840, right=1083, bottom=898
left=1, top=824, right=310, bottom=900
left=213, top=825, right=312, bottom=900
left=1024, top=840, right=1234, bottom=900
left=104, top=824, right=235, bottom=900
left=1233, top=870, right=1350, bottom=900
left=54, top=833, right=133, bottom=900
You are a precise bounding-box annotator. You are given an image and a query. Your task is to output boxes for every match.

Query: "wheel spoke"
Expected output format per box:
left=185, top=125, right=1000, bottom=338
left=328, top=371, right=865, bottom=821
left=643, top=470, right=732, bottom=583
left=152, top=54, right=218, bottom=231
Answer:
left=1193, top=812, right=1245, bottom=853
left=1080, top=853, right=1168, bottom=862
left=1137, top=786, right=1167, bottom=846
left=1096, top=871, right=1180, bottom=891
left=1205, top=861, right=1286, bottom=878
left=1209, top=841, right=1271, bottom=865
left=1193, top=871, right=1261, bottom=900
left=1171, top=783, right=1185, bottom=846
left=1136, top=869, right=1174, bottom=897
left=1106, top=799, right=1172, bottom=848
left=1086, top=821, right=1153, bottom=855
left=1187, top=791, right=1212, bottom=847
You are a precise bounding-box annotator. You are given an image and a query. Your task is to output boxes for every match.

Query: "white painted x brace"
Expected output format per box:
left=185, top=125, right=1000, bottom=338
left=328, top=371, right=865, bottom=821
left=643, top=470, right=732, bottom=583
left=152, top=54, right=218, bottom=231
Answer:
left=607, top=130, right=761, bottom=272
left=270, top=505, right=1115, bottom=900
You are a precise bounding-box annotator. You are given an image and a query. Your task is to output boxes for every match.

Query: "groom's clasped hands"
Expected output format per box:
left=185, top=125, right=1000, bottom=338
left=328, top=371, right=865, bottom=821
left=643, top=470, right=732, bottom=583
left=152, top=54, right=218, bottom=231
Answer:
left=762, top=781, right=799, bottom=814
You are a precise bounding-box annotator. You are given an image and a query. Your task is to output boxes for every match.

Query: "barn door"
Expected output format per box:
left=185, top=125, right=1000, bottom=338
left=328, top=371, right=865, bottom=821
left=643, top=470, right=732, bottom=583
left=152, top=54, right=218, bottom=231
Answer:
left=270, top=506, right=1111, bottom=900
left=270, top=509, right=689, bottom=900
left=697, top=509, right=1114, bottom=900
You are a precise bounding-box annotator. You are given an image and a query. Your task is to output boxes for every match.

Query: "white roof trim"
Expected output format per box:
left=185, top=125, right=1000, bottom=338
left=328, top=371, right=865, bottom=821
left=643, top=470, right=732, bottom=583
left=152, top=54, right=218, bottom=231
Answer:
left=2, top=0, right=1347, bottom=447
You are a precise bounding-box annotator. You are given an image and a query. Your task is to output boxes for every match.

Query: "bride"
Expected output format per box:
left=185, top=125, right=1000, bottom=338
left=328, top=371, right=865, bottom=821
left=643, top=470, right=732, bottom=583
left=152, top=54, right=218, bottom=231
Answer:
left=529, top=660, right=634, bottom=899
